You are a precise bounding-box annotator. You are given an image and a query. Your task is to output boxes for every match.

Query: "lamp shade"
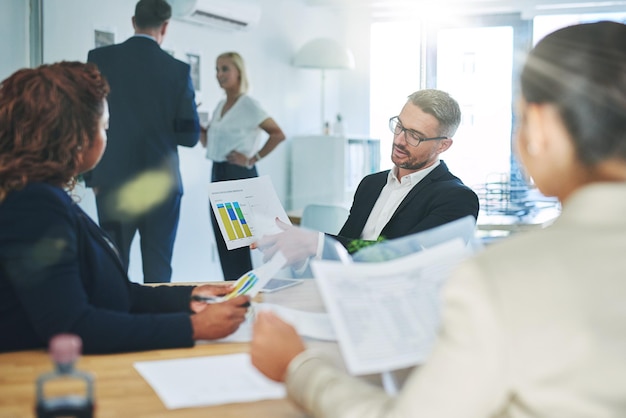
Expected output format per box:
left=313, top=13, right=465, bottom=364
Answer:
left=169, top=0, right=198, bottom=17
left=293, top=38, right=355, bottom=69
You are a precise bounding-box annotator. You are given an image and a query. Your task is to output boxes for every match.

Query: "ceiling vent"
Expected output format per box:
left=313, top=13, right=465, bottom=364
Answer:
left=171, top=0, right=261, bottom=31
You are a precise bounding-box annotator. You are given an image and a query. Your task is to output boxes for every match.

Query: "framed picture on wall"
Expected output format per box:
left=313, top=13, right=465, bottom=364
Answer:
left=186, top=53, right=201, bottom=91
left=94, top=29, right=115, bottom=48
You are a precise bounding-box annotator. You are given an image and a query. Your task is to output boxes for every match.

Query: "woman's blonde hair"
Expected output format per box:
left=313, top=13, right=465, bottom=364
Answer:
left=217, top=51, right=249, bottom=94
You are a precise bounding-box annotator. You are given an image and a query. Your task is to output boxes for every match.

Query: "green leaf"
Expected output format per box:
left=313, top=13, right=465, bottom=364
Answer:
left=346, top=236, right=386, bottom=254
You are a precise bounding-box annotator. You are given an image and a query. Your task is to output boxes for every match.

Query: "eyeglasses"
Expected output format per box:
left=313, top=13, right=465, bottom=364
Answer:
left=388, top=116, right=448, bottom=147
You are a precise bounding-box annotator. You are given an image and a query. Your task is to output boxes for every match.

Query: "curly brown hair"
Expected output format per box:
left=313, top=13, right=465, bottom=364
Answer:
left=0, top=61, right=109, bottom=202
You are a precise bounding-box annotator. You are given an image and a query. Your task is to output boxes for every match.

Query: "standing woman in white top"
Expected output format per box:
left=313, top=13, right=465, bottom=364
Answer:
left=201, top=52, right=285, bottom=281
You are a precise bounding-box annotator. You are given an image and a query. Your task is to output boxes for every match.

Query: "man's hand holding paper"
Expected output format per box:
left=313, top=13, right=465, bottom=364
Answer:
left=253, top=218, right=319, bottom=267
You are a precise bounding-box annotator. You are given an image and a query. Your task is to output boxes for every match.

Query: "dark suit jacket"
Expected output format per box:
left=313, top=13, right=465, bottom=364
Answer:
left=0, top=183, right=195, bottom=354
left=85, top=36, right=199, bottom=193
left=335, top=161, right=479, bottom=248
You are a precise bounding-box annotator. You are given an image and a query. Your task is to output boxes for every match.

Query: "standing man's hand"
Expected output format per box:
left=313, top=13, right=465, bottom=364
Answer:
left=199, top=126, right=208, bottom=147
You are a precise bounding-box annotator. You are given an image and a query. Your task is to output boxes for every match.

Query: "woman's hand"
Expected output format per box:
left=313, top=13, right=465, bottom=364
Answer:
left=251, top=311, right=306, bottom=382
left=190, top=295, right=250, bottom=340
left=226, top=150, right=252, bottom=167
left=190, top=283, right=234, bottom=313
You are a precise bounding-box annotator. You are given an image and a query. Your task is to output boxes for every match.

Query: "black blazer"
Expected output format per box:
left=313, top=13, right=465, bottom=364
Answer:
left=0, top=183, right=196, bottom=353
left=85, top=36, right=199, bottom=193
left=335, top=161, right=479, bottom=248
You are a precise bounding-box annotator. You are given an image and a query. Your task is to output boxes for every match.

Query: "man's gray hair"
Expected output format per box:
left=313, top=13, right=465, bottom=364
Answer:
left=408, top=89, right=461, bottom=138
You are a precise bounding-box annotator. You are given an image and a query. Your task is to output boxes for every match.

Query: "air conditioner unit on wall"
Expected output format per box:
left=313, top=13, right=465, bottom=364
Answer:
left=171, top=0, right=261, bottom=31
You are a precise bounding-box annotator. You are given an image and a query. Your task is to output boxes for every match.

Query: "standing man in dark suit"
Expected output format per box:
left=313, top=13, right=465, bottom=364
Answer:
left=256, top=89, right=479, bottom=265
left=85, top=0, right=200, bottom=283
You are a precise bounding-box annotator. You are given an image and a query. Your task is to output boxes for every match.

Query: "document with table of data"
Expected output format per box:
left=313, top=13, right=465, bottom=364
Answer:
left=312, top=239, right=471, bottom=376
left=208, top=175, right=291, bottom=250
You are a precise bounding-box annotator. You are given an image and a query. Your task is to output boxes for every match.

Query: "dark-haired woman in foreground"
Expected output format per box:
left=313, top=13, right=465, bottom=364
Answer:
left=0, top=62, right=249, bottom=354
left=251, top=21, right=626, bottom=417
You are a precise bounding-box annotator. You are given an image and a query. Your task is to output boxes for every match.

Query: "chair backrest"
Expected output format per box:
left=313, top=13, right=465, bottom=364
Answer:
left=300, top=204, right=350, bottom=235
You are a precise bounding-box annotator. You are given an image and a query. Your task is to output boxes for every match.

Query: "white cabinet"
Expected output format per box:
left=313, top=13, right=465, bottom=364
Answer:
left=289, top=135, right=380, bottom=210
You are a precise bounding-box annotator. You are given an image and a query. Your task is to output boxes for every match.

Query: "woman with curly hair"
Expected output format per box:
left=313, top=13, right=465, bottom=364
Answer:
left=0, top=62, right=249, bottom=354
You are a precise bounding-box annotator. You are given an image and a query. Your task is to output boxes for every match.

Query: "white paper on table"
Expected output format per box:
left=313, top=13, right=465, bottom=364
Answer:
left=133, top=353, right=285, bottom=409
left=312, top=238, right=471, bottom=376
left=208, top=175, right=291, bottom=250
left=212, top=302, right=337, bottom=343
left=258, top=303, right=337, bottom=341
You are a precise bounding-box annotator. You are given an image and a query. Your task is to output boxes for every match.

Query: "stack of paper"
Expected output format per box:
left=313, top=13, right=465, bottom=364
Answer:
left=312, top=239, right=471, bottom=376
left=134, top=353, right=285, bottom=409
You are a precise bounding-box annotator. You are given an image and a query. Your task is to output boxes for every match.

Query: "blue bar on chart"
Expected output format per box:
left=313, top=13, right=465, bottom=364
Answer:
left=216, top=202, right=253, bottom=241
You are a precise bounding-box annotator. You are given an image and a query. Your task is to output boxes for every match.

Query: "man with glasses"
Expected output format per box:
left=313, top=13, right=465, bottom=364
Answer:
left=256, top=89, right=478, bottom=266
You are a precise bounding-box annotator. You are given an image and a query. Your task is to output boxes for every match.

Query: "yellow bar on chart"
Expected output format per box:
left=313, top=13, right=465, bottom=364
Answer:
left=217, top=203, right=236, bottom=240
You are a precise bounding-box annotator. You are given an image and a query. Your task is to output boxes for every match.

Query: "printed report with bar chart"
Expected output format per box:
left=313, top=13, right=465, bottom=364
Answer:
left=208, top=176, right=291, bottom=250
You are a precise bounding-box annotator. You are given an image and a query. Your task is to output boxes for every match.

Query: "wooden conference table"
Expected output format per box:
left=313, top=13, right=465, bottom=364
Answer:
left=0, top=281, right=331, bottom=418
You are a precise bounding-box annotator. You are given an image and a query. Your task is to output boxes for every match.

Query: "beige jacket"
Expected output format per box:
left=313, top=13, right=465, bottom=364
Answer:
left=286, top=183, right=626, bottom=418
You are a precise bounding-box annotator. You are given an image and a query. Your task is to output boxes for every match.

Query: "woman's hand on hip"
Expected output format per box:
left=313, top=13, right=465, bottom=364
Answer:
left=226, top=150, right=251, bottom=167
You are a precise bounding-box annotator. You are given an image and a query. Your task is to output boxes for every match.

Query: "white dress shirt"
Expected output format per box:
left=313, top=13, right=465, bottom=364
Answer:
left=360, top=161, right=440, bottom=240
left=303, top=161, right=442, bottom=270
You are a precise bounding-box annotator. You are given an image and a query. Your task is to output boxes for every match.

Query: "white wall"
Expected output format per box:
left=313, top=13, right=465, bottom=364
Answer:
left=339, top=5, right=372, bottom=139
left=0, top=0, right=29, bottom=81
left=37, top=0, right=364, bottom=282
